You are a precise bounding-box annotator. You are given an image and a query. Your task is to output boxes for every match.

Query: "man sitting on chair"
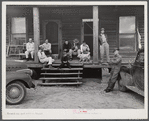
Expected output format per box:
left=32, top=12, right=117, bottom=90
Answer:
left=38, top=45, right=54, bottom=68
left=25, top=38, right=34, bottom=61
left=42, top=39, right=52, bottom=57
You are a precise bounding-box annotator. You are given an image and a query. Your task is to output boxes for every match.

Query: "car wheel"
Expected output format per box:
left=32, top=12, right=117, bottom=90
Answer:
left=118, top=79, right=127, bottom=92
left=6, top=81, right=26, bottom=105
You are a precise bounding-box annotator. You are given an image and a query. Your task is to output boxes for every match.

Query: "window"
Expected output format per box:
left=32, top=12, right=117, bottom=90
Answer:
left=8, top=17, right=27, bottom=55
left=11, top=17, right=26, bottom=45
left=119, top=16, right=136, bottom=51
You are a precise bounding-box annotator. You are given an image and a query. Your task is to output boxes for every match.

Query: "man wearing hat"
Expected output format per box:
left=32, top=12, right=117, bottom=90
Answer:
left=98, top=28, right=110, bottom=63
left=38, top=45, right=54, bottom=68
left=104, top=48, right=122, bottom=93
left=72, top=38, right=81, bottom=56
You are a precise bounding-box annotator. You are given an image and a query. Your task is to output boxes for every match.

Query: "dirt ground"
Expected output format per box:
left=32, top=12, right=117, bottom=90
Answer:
left=6, top=70, right=144, bottom=109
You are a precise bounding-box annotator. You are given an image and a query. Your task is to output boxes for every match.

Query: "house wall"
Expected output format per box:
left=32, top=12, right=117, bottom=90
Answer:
left=6, top=5, right=144, bottom=58
left=39, top=7, right=92, bottom=45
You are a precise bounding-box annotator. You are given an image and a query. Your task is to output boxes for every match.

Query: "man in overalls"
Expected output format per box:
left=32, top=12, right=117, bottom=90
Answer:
left=99, top=28, right=110, bottom=63
left=104, top=48, right=122, bottom=93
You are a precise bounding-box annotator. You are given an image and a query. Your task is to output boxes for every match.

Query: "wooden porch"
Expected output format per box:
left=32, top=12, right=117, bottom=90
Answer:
left=6, top=5, right=144, bottom=65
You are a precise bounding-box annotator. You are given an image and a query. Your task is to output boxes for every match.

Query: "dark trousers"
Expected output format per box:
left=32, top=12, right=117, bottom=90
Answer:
left=59, top=62, right=71, bottom=68
left=44, top=50, right=51, bottom=57
left=107, top=67, right=120, bottom=90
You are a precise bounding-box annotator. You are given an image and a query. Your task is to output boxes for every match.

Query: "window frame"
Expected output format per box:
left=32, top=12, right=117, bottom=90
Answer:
left=11, top=17, right=27, bottom=45
left=119, top=16, right=137, bottom=52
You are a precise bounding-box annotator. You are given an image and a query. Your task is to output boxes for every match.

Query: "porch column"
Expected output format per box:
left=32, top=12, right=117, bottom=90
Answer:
left=93, top=6, right=99, bottom=64
left=33, top=7, right=40, bottom=62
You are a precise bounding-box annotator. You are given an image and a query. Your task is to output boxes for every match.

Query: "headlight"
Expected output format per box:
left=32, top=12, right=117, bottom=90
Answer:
left=16, top=69, right=33, bottom=76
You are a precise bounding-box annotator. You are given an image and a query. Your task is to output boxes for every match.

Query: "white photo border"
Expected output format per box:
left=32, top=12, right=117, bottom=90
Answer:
left=2, top=1, right=148, bottom=119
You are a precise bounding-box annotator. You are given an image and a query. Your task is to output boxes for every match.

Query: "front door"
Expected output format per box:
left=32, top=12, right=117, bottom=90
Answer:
left=82, top=21, right=93, bottom=56
left=43, top=20, right=62, bottom=59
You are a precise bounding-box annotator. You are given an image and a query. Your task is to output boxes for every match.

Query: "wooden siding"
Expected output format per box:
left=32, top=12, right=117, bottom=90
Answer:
left=99, top=6, right=118, bottom=58
left=6, top=6, right=144, bottom=61
left=138, top=17, right=144, bottom=47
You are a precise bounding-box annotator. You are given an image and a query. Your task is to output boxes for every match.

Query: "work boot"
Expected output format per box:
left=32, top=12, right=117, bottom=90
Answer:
left=26, top=58, right=29, bottom=61
left=49, top=65, right=54, bottom=69
left=105, top=89, right=112, bottom=93
left=69, top=58, right=72, bottom=61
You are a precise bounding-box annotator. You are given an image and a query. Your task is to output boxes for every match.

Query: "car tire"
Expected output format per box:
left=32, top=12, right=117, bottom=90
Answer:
left=6, top=81, right=26, bottom=105
left=118, top=79, right=127, bottom=92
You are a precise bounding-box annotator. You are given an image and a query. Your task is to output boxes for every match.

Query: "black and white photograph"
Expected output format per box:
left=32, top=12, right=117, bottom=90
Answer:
left=2, top=1, right=148, bottom=119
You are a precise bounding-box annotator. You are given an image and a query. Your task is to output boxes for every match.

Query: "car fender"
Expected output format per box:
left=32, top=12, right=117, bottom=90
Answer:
left=120, top=71, right=134, bottom=86
left=6, top=71, right=34, bottom=88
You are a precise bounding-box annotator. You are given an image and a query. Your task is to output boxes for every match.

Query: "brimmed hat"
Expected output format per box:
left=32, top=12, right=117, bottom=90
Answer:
left=113, top=48, right=119, bottom=53
left=101, top=28, right=105, bottom=31
left=73, top=39, right=79, bottom=43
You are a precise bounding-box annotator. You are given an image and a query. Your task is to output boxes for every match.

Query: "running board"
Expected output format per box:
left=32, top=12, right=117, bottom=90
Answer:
left=37, top=82, right=82, bottom=86
left=126, top=86, right=144, bottom=96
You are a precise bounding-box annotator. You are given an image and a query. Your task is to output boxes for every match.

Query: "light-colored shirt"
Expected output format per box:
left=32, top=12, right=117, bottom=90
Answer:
left=42, top=43, right=51, bottom=51
left=80, top=44, right=90, bottom=53
left=38, top=50, right=47, bottom=61
left=101, top=34, right=107, bottom=43
left=26, top=42, right=34, bottom=51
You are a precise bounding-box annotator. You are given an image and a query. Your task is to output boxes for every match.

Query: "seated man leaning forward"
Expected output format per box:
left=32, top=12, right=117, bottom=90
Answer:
left=38, top=45, right=54, bottom=68
left=59, top=50, right=71, bottom=69
left=78, top=41, right=90, bottom=62
left=25, top=38, right=34, bottom=61
left=42, top=39, right=52, bottom=57
left=63, top=39, right=73, bottom=61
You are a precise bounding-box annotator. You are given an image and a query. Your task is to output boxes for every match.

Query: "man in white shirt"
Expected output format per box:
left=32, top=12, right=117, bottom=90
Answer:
left=42, top=39, right=52, bottom=57
left=78, top=41, right=90, bottom=62
left=25, top=38, right=34, bottom=61
left=38, top=45, right=54, bottom=68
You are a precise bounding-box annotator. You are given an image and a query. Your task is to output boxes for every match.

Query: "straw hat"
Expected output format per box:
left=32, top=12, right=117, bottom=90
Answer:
left=73, top=39, right=79, bottom=43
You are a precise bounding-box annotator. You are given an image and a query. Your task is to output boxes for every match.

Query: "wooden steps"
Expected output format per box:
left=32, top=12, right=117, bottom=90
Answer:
left=38, top=63, right=83, bottom=86
left=41, top=72, right=83, bottom=75
left=41, top=68, right=83, bottom=71
left=40, top=77, right=82, bottom=80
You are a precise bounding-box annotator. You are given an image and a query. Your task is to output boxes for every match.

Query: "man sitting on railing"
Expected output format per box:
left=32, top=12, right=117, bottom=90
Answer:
left=42, top=39, right=52, bottom=57
left=25, top=38, right=34, bottom=61
left=38, top=45, right=54, bottom=68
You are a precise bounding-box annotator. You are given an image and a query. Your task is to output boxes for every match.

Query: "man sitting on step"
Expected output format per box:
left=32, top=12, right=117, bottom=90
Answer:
left=38, top=45, right=55, bottom=68
left=58, top=50, right=71, bottom=69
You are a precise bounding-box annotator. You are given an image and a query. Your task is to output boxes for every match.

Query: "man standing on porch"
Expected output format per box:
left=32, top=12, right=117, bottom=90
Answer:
left=42, top=39, right=52, bottom=57
left=25, top=38, right=34, bottom=61
left=63, top=39, right=73, bottom=61
left=99, top=28, right=110, bottom=63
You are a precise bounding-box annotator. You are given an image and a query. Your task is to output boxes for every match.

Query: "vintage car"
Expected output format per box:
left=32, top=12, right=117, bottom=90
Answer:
left=6, top=60, right=35, bottom=104
left=118, top=48, right=144, bottom=96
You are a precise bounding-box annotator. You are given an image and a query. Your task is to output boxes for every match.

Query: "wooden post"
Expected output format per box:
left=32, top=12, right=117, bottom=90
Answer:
left=33, top=7, right=40, bottom=62
left=93, top=6, right=99, bottom=64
